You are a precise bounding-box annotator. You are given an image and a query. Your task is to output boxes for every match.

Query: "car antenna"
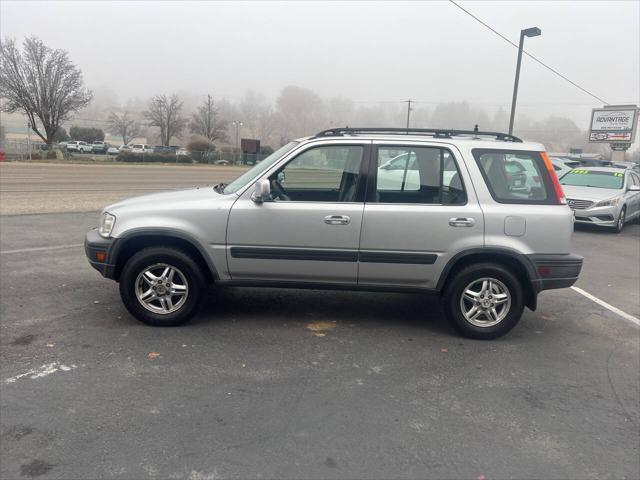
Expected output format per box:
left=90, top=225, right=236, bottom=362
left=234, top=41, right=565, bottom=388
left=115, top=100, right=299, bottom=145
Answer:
left=473, top=124, right=480, bottom=139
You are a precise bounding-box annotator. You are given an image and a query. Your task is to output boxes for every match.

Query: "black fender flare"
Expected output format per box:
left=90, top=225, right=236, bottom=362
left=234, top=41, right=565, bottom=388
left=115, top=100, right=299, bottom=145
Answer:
left=436, top=247, right=539, bottom=309
left=110, top=228, right=219, bottom=281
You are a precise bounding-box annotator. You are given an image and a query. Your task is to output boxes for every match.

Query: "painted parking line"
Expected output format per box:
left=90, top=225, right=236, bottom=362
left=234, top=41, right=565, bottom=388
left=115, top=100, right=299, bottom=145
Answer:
left=0, top=243, right=83, bottom=255
left=571, top=286, right=640, bottom=327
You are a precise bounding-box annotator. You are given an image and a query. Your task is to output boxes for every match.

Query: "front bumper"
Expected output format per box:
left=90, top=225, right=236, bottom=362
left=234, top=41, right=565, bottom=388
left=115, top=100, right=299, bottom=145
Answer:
left=85, top=228, right=117, bottom=279
left=528, top=253, right=583, bottom=292
left=572, top=205, right=618, bottom=226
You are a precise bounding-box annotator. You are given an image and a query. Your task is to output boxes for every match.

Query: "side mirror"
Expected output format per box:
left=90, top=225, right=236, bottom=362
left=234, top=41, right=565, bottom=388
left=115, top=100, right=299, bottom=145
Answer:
left=251, top=179, right=271, bottom=204
left=628, top=184, right=640, bottom=192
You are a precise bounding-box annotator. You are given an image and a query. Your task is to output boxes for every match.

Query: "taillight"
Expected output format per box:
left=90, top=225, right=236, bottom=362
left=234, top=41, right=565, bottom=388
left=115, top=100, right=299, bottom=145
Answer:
left=540, top=152, right=566, bottom=204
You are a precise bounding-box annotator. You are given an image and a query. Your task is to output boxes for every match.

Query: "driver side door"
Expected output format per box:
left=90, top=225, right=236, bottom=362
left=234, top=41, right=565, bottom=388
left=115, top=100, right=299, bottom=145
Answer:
left=226, top=142, right=369, bottom=284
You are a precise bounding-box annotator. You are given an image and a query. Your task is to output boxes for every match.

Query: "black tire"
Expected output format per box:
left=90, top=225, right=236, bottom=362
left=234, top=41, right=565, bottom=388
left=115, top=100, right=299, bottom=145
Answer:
left=442, top=263, right=525, bottom=340
left=119, top=246, right=206, bottom=326
left=612, top=206, right=626, bottom=233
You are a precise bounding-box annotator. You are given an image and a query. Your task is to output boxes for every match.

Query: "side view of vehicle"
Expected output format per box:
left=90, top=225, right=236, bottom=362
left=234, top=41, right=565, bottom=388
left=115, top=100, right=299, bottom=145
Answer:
left=91, top=141, right=109, bottom=154
left=560, top=166, right=640, bottom=232
left=67, top=141, right=92, bottom=153
left=130, top=144, right=151, bottom=154
left=86, top=127, right=583, bottom=340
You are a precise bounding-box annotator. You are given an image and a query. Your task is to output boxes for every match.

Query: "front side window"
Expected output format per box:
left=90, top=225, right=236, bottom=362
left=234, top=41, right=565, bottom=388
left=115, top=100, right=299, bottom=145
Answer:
left=560, top=169, right=624, bottom=190
left=224, top=141, right=299, bottom=194
left=473, top=149, right=549, bottom=203
left=375, top=146, right=466, bottom=204
left=268, top=145, right=364, bottom=202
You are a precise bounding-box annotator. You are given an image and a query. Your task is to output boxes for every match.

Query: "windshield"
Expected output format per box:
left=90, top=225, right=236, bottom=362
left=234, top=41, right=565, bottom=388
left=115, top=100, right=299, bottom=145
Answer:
left=560, top=169, right=624, bottom=189
left=223, top=141, right=299, bottom=194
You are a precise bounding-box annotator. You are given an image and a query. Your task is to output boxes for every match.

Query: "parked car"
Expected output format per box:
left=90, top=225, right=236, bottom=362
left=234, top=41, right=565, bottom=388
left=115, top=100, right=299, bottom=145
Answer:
left=612, top=161, right=640, bottom=171
left=152, top=146, right=178, bottom=154
left=130, top=144, right=150, bottom=154
left=91, top=141, right=109, bottom=154
left=176, top=147, right=190, bottom=157
left=577, top=159, right=613, bottom=167
left=119, top=144, right=132, bottom=152
left=67, top=141, right=92, bottom=153
left=85, top=127, right=583, bottom=340
left=550, top=157, right=581, bottom=179
left=560, top=167, right=640, bottom=232
left=107, top=146, right=120, bottom=156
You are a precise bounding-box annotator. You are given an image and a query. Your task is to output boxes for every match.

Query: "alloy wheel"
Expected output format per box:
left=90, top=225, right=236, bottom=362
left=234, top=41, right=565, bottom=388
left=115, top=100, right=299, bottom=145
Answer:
left=134, top=263, right=189, bottom=314
left=460, top=277, right=511, bottom=327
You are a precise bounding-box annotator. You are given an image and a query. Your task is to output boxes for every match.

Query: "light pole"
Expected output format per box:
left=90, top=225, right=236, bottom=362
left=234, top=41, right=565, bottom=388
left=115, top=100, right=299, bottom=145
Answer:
left=508, top=27, right=541, bottom=135
left=232, top=120, right=243, bottom=164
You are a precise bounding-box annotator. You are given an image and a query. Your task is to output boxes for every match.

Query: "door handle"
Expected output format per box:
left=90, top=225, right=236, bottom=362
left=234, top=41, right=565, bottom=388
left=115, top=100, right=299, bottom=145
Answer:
left=449, top=217, right=475, bottom=227
left=324, top=215, right=351, bottom=225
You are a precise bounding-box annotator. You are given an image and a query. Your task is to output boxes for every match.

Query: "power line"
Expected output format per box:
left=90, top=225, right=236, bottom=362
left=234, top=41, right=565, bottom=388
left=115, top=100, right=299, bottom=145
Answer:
left=448, top=0, right=609, bottom=105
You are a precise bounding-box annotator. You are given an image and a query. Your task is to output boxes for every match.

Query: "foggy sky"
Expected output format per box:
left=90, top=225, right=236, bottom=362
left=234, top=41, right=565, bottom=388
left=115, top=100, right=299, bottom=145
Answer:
left=1, top=0, right=639, bottom=130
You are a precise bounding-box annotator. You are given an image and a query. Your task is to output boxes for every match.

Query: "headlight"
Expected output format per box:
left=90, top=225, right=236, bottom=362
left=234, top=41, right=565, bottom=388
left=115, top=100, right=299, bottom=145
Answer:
left=99, top=212, right=116, bottom=238
left=594, top=198, right=620, bottom=208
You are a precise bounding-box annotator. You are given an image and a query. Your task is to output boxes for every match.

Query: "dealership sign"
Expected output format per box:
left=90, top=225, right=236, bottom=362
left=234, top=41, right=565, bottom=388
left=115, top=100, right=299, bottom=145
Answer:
left=589, top=105, right=638, bottom=142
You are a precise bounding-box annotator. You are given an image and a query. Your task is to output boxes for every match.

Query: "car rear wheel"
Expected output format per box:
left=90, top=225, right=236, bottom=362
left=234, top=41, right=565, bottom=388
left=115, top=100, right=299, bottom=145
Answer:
left=119, top=247, right=206, bottom=326
left=443, top=263, right=524, bottom=339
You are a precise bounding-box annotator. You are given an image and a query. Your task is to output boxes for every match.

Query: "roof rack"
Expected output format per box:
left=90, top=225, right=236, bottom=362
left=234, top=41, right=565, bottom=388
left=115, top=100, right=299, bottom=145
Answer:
left=314, top=126, right=523, bottom=143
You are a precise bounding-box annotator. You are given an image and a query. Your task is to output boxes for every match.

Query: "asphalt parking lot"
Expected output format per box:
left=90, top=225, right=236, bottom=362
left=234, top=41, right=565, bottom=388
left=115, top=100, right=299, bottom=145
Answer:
left=1, top=162, right=639, bottom=479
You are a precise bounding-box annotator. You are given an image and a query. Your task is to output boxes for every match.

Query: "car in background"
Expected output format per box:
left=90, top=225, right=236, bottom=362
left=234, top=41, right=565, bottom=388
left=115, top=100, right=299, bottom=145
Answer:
left=91, top=141, right=109, bottom=154
left=67, top=141, right=92, bottom=153
left=560, top=167, right=640, bottom=233
left=107, top=146, right=120, bottom=156
left=612, top=161, right=640, bottom=171
left=119, top=144, right=132, bottom=152
left=152, top=146, right=178, bottom=154
left=577, top=159, right=613, bottom=167
left=550, top=157, right=581, bottom=179
left=176, top=147, right=190, bottom=157
left=130, top=144, right=150, bottom=154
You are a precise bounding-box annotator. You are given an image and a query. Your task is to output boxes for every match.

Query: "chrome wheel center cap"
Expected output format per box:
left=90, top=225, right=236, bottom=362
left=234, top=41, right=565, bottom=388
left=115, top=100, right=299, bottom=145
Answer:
left=156, top=285, right=167, bottom=295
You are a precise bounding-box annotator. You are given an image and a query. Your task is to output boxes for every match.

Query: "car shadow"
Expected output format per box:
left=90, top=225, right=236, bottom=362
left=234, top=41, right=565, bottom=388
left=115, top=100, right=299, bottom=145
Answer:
left=574, top=221, right=640, bottom=236
left=194, top=286, right=452, bottom=335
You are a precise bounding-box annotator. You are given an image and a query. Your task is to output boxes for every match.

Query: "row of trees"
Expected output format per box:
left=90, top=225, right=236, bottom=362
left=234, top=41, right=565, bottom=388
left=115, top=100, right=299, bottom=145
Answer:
left=107, top=94, right=227, bottom=147
left=0, top=36, right=619, bottom=156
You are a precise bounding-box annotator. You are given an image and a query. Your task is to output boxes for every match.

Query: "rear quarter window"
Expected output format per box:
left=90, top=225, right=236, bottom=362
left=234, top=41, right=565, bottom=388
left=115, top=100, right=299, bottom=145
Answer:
left=472, top=149, right=557, bottom=204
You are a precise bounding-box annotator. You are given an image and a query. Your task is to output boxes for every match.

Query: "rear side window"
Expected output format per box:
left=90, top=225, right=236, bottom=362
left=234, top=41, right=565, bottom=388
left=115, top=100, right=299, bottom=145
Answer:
left=374, top=146, right=466, bottom=205
left=472, top=149, right=553, bottom=204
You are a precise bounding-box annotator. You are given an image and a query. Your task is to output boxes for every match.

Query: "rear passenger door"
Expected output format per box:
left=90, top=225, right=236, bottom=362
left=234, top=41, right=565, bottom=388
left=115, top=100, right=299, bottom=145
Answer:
left=358, top=143, right=484, bottom=289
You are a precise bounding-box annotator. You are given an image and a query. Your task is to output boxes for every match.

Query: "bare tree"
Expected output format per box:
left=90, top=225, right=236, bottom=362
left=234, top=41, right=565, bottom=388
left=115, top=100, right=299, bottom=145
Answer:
left=190, top=94, right=227, bottom=143
left=144, top=94, right=187, bottom=146
left=0, top=36, right=93, bottom=144
left=239, top=90, right=276, bottom=144
left=108, top=111, right=141, bottom=145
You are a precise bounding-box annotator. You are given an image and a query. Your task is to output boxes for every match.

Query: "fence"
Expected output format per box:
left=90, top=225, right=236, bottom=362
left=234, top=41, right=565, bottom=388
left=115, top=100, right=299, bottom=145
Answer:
left=0, top=141, right=271, bottom=165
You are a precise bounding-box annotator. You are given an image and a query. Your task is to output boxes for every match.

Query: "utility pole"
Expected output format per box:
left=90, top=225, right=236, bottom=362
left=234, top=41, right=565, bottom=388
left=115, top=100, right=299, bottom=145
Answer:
left=508, top=27, right=541, bottom=135
left=232, top=120, right=243, bottom=164
left=406, top=99, right=412, bottom=129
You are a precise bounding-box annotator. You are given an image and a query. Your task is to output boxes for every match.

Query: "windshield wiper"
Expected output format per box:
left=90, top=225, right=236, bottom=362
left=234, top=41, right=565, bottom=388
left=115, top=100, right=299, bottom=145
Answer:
left=213, top=183, right=227, bottom=194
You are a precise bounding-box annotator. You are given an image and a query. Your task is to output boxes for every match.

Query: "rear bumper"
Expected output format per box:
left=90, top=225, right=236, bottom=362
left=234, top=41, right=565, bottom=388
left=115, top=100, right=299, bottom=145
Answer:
left=528, top=253, right=583, bottom=292
left=85, top=228, right=117, bottom=279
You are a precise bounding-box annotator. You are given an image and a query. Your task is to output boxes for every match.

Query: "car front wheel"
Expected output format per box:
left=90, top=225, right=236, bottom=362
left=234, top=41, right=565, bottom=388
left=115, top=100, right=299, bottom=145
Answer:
left=119, top=247, right=206, bottom=326
left=613, top=206, right=626, bottom=233
left=443, top=263, right=524, bottom=339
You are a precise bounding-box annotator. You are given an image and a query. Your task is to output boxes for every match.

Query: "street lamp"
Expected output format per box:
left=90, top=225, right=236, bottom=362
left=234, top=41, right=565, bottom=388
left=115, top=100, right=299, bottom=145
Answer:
left=508, top=26, right=541, bottom=135
left=232, top=120, right=243, bottom=164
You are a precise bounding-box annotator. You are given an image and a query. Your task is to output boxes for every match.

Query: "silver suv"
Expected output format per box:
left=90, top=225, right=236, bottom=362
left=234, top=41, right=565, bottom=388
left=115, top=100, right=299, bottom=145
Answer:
left=85, top=127, right=583, bottom=339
